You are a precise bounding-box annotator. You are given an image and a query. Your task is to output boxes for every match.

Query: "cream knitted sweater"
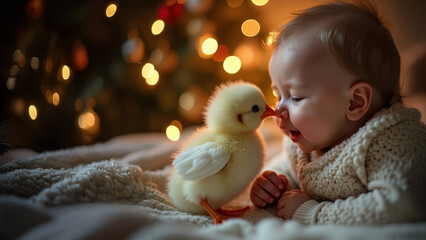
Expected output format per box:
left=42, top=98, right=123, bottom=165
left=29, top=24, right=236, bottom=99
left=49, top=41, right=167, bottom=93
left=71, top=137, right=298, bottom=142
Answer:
left=280, top=102, right=426, bottom=225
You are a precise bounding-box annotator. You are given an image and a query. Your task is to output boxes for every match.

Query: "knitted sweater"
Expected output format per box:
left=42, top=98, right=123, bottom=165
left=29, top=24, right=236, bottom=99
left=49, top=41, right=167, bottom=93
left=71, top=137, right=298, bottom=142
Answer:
left=280, top=102, right=426, bottom=225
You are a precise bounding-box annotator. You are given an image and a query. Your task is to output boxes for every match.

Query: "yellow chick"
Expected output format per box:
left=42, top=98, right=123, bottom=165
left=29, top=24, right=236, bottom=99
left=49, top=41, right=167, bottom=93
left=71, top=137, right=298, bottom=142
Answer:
left=168, top=81, right=276, bottom=224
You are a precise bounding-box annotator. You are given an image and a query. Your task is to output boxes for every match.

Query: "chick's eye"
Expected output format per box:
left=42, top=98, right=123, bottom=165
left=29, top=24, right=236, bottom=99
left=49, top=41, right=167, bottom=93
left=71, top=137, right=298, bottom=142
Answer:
left=251, top=105, right=259, bottom=113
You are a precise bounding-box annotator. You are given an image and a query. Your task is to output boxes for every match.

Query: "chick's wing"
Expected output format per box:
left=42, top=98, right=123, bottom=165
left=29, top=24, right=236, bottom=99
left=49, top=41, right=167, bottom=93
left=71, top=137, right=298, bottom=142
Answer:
left=173, top=142, right=230, bottom=181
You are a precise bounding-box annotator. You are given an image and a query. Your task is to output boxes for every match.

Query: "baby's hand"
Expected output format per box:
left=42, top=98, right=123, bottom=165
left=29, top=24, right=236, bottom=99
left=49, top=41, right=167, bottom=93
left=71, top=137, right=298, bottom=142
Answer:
left=276, top=189, right=311, bottom=220
left=250, top=171, right=288, bottom=207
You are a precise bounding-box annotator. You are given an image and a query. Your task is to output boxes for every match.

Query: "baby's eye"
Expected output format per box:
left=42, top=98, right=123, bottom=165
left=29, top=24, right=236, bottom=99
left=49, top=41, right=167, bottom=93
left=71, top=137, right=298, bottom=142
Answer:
left=251, top=105, right=259, bottom=113
left=291, top=97, right=304, bottom=103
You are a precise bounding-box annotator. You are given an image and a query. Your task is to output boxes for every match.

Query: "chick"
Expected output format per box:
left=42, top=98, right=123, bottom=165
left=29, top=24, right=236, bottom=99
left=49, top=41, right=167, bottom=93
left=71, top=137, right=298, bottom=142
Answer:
left=168, top=81, right=276, bottom=224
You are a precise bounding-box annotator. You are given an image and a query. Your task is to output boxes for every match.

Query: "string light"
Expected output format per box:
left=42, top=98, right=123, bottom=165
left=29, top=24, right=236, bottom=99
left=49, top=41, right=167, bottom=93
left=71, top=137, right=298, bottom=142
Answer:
left=10, top=65, right=19, bottom=76
left=62, top=65, right=70, bottom=80
left=6, top=78, right=16, bottom=90
left=45, top=90, right=53, bottom=103
left=251, top=0, right=268, bottom=6
left=241, top=19, right=260, bottom=37
left=201, top=37, right=218, bottom=55
left=28, top=105, right=38, bottom=120
left=179, top=91, right=195, bottom=111
left=145, top=70, right=159, bottom=86
left=223, top=56, right=241, bottom=74
left=151, top=20, right=165, bottom=35
left=187, top=18, right=202, bottom=35
left=141, top=63, right=155, bottom=78
left=212, top=44, right=228, bottom=62
left=197, top=34, right=218, bottom=59
left=52, top=92, right=60, bottom=106
left=30, top=57, right=39, bottom=70
left=78, top=111, right=95, bottom=130
left=74, top=99, right=84, bottom=111
left=166, top=122, right=181, bottom=141
left=106, top=3, right=117, bottom=18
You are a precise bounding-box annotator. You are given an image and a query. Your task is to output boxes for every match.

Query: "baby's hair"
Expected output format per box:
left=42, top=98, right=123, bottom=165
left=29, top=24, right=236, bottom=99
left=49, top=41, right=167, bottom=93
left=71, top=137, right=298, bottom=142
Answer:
left=273, top=0, right=400, bottom=103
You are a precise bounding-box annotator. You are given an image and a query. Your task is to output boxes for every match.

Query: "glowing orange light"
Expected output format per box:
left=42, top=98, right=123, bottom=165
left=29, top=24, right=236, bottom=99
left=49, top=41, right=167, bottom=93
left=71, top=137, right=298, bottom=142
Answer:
left=251, top=0, right=268, bottom=6
left=28, top=105, right=38, bottom=120
left=201, top=37, right=218, bottom=55
left=145, top=70, right=159, bottom=86
left=106, top=3, right=117, bottom=17
left=151, top=20, right=165, bottom=35
left=62, top=65, right=70, bottom=80
left=166, top=124, right=181, bottom=141
left=241, top=19, right=260, bottom=37
left=223, top=56, right=241, bottom=74
left=52, top=92, right=60, bottom=106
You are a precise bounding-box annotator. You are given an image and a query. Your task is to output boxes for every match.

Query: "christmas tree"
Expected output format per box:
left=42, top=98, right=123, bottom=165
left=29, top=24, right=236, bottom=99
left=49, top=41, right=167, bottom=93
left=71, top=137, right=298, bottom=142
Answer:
left=1, top=0, right=275, bottom=152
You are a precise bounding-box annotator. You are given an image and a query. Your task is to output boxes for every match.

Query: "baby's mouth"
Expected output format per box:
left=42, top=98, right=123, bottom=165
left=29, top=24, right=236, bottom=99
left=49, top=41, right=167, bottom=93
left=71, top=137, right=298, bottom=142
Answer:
left=278, top=118, right=302, bottom=142
left=289, top=130, right=302, bottom=142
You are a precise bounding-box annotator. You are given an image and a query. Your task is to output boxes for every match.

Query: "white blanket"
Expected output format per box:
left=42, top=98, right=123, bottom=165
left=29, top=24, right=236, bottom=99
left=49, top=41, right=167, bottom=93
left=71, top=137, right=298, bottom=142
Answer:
left=1, top=123, right=425, bottom=239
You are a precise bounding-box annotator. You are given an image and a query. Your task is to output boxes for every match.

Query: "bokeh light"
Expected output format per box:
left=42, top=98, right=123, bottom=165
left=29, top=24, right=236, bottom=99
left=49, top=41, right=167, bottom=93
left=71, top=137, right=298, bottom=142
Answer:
left=6, top=78, right=16, bottom=90
left=187, top=18, right=202, bottom=35
left=251, top=0, right=268, bottom=6
left=106, top=3, right=117, bottom=17
left=151, top=19, right=165, bottom=35
left=62, top=65, right=70, bottom=80
left=166, top=124, right=181, bottom=141
left=78, top=111, right=96, bottom=130
left=52, top=92, right=60, bottom=106
left=212, top=44, right=228, bottom=62
left=241, top=19, right=260, bottom=37
left=141, top=63, right=155, bottom=78
left=223, top=56, right=241, bottom=74
left=28, top=105, right=38, bottom=120
left=30, top=57, right=39, bottom=70
left=145, top=70, right=159, bottom=86
left=201, top=37, right=218, bottom=55
left=10, top=65, right=19, bottom=76
left=179, top=91, right=195, bottom=111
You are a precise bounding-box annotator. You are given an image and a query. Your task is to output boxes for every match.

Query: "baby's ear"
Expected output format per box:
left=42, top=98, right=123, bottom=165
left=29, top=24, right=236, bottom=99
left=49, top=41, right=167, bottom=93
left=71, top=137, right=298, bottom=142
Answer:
left=346, top=81, right=372, bottom=121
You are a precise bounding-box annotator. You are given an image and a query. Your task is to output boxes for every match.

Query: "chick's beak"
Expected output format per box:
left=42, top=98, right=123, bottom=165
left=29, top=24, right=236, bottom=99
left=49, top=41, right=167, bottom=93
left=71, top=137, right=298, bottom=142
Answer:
left=261, top=104, right=276, bottom=120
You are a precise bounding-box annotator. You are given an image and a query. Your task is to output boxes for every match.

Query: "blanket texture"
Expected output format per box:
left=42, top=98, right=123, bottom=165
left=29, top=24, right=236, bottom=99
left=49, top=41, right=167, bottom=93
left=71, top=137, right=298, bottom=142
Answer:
left=1, top=122, right=425, bottom=240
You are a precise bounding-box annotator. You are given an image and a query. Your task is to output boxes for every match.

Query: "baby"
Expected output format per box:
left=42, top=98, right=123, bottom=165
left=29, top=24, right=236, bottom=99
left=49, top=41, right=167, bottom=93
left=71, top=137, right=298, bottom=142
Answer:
left=250, top=0, right=426, bottom=225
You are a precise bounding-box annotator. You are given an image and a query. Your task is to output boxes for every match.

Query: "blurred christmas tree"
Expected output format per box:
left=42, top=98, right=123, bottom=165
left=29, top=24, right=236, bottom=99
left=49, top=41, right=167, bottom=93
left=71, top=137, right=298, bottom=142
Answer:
left=1, top=0, right=275, bottom=152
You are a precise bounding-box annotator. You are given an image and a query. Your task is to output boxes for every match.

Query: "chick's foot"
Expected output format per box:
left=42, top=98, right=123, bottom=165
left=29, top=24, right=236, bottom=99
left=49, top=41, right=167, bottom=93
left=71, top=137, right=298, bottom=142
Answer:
left=217, top=205, right=250, bottom=217
left=200, top=198, right=249, bottom=224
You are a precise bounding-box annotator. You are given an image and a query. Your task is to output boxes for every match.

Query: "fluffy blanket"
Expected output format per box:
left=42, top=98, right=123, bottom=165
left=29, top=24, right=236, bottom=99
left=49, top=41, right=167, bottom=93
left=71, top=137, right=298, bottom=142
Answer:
left=1, top=122, right=425, bottom=240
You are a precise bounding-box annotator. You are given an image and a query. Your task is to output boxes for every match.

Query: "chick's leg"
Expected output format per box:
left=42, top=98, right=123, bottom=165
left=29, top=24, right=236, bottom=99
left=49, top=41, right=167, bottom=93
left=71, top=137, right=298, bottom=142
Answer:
left=217, top=205, right=250, bottom=217
left=200, top=198, right=227, bottom=224
left=200, top=198, right=249, bottom=224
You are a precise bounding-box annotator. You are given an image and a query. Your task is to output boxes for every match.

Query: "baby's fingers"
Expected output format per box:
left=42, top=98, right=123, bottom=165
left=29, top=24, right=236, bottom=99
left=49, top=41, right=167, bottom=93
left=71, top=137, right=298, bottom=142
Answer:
left=258, top=173, right=282, bottom=198
left=263, top=171, right=285, bottom=191
left=250, top=192, right=268, bottom=207
left=278, top=174, right=289, bottom=191
left=250, top=182, right=275, bottom=207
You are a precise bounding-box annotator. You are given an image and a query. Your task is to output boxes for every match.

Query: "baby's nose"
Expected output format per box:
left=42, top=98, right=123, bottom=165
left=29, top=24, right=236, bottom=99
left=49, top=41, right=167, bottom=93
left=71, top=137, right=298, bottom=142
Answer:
left=275, top=105, right=289, bottom=120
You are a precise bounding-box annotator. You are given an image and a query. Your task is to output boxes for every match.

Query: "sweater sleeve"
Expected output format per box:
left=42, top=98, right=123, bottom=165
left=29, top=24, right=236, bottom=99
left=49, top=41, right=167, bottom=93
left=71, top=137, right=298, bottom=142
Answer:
left=311, top=124, right=426, bottom=225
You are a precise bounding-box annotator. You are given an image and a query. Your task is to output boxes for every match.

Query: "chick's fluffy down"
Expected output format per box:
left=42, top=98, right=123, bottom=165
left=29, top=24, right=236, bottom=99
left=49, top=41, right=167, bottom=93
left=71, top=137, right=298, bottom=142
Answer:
left=168, top=128, right=265, bottom=214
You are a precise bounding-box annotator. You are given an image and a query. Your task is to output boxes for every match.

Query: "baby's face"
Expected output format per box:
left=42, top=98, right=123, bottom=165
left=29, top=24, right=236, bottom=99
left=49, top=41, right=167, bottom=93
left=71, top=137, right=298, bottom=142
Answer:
left=269, top=34, right=357, bottom=154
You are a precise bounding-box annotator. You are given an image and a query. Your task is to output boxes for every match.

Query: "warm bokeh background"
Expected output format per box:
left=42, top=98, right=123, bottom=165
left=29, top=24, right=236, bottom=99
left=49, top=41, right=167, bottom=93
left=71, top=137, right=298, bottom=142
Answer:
left=1, top=0, right=425, bottom=152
